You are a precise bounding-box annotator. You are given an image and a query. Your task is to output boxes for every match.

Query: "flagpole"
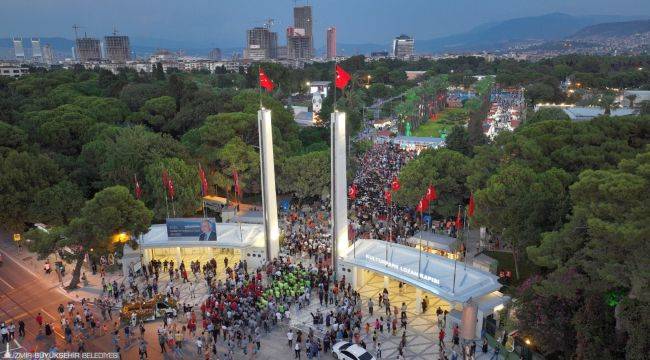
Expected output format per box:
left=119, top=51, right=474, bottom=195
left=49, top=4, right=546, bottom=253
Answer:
left=258, top=65, right=263, bottom=109
left=164, top=193, right=169, bottom=219
left=418, top=209, right=423, bottom=280
left=333, top=61, right=337, bottom=112
left=452, top=249, right=457, bottom=294
left=463, top=206, right=468, bottom=270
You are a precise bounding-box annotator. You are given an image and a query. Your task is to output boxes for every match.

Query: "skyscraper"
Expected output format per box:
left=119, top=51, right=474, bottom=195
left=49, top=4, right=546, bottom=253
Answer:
left=245, top=27, right=278, bottom=61
left=31, top=38, right=43, bottom=62
left=392, top=34, right=414, bottom=59
left=42, top=44, right=54, bottom=65
left=293, top=5, right=313, bottom=58
left=13, top=37, right=25, bottom=61
left=104, top=35, right=131, bottom=63
left=327, top=27, right=336, bottom=59
left=76, top=37, right=102, bottom=62
left=208, top=48, right=222, bottom=61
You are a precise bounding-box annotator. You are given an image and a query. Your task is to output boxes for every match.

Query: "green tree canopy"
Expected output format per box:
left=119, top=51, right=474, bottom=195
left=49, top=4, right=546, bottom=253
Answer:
left=394, top=148, right=470, bottom=217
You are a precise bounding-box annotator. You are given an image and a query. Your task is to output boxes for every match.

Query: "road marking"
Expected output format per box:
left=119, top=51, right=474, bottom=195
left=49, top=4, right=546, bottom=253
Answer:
left=0, top=276, right=15, bottom=290
left=40, top=308, right=56, bottom=320
left=0, top=249, right=74, bottom=300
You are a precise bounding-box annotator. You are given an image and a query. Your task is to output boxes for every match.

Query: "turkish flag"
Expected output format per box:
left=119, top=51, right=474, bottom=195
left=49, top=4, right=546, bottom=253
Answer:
left=416, top=198, right=426, bottom=213
left=348, top=184, right=358, bottom=200
left=455, top=208, right=462, bottom=230
left=134, top=175, right=142, bottom=200
left=162, top=169, right=169, bottom=199
left=426, top=185, right=437, bottom=201
left=384, top=190, right=392, bottom=204
left=259, top=68, right=274, bottom=92
left=167, top=178, right=175, bottom=200
left=198, top=164, right=209, bottom=197
left=335, top=64, right=351, bottom=90
left=391, top=176, right=400, bottom=191
left=468, top=193, right=475, bottom=217
left=233, top=169, right=242, bottom=198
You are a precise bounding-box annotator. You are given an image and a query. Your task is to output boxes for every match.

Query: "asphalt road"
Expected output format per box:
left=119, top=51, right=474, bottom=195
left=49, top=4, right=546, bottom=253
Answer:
left=0, top=246, right=114, bottom=355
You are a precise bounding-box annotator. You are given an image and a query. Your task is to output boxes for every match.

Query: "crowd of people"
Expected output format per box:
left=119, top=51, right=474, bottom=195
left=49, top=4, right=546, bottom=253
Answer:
left=282, top=201, right=332, bottom=264
left=349, top=143, right=418, bottom=244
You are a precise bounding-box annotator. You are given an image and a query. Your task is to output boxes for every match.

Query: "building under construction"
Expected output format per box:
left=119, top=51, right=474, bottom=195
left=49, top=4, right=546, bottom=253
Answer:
left=245, top=27, right=278, bottom=61
left=104, top=35, right=131, bottom=63
left=31, top=38, right=43, bottom=63
left=75, top=37, right=102, bottom=62
left=13, top=37, right=25, bottom=61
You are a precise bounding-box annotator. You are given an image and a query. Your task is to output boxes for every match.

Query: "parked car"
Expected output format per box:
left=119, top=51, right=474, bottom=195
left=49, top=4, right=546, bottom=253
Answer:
left=332, top=341, right=375, bottom=360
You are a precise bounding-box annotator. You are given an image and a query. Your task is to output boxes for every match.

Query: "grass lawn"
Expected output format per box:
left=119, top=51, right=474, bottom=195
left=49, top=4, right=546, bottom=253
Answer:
left=412, top=121, right=449, bottom=137
left=484, top=250, right=541, bottom=290
left=411, top=108, right=470, bottom=138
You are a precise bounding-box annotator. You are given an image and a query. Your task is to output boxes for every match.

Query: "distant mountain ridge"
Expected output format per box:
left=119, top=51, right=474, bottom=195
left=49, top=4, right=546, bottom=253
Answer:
left=569, top=19, right=650, bottom=39
left=2, top=13, right=649, bottom=59
left=416, top=13, right=648, bottom=53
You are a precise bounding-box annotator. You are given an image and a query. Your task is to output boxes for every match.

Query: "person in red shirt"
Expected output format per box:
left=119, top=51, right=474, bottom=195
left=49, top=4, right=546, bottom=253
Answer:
left=35, top=313, right=43, bottom=327
left=438, top=328, right=446, bottom=347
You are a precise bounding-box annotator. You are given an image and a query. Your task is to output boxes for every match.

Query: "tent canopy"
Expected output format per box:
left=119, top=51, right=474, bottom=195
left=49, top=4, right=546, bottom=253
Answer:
left=406, top=231, right=459, bottom=252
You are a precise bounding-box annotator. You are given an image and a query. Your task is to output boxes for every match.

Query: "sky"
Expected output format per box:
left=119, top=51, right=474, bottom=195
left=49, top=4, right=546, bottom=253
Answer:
left=2, top=0, right=649, bottom=48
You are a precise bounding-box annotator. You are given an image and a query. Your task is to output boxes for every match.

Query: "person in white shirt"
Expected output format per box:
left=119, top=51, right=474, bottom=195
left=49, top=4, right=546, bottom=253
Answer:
left=287, top=329, right=294, bottom=347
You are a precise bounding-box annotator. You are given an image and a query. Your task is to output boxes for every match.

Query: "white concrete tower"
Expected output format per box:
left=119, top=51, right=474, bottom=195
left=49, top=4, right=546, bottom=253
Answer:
left=258, top=109, right=280, bottom=260
left=331, top=111, right=349, bottom=279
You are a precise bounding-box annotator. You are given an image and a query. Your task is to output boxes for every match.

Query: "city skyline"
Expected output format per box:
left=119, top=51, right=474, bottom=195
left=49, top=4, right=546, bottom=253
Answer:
left=2, top=0, right=649, bottom=48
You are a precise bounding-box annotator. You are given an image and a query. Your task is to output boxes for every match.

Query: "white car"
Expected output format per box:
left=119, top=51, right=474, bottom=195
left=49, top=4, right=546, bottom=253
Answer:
left=332, top=341, right=376, bottom=360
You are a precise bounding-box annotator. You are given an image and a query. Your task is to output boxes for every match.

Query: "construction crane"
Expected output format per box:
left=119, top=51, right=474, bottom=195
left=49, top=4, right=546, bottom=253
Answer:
left=72, top=24, right=81, bottom=39
left=251, top=18, right=275, bottom=29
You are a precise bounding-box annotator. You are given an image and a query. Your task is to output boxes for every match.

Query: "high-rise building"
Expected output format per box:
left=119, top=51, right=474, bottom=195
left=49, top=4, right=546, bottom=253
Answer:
left=13, top=37, right=25, bottom=61
left=31, top=38, right=43, bottom=62
left=392, top=34, right=414, bottom=59
left=245, top=27, right=278, bottom=61
left=286, top=27, right=312, bottom=60
left=208, top=48, right=222, bottom=61
left=42, top=44, right=54, bottom=65
left=326, top=27, right=336, bottom=59
left=76, top=37, right=102, bottom=62
left=293, top=5, right=313, bottom=58
left=104, top=35, right=131, bottom=63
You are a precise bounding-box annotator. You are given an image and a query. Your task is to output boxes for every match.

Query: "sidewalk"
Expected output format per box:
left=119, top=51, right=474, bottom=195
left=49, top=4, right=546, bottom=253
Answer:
left=0, top=240, right=124, bottom=302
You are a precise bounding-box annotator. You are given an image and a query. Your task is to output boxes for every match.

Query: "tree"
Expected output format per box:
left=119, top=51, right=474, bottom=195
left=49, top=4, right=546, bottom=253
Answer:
left=0, top=151, right=62, bottom=231
left=525, top=82, right=556, bottom=105
left=119, top=83, right=167, bottom=111
left=143, top=158, right=201, bottom=220
left=79, top=126, right=189, bottom=192
left=527, top=107, right=570, bottom=124
left=626, top=93, right=637, bottom=108
left=23, top=104, right=97, bottom=156
left=140, top=95, right=177, bottom=130
left=640, top=101, right=650, bottom=115
left=277, top=150, right=330, bottom=199
left=445, top=125, right=472, bottom=156
left=394, top=148, right=471, bottom=217
left=215, top=137, right=260, bottom=197
left=67, top=186, right=152, bottom=288
left=475, top=164, right=572, bottom=278
left=29, top=181, right=86, bottom=226
left=72, top=96, right=130, bottom=124
left=0, top=121, right=27, bottom=151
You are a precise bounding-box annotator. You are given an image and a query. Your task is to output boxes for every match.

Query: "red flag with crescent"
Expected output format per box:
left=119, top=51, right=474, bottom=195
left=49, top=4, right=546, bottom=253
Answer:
left=391, top=177, right=400, bottom=191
